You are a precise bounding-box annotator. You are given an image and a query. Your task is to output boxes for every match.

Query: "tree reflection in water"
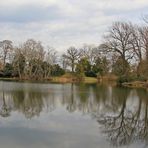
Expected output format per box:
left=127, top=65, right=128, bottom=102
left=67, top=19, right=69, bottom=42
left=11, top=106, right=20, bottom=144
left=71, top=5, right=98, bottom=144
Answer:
left=94, top=87, right=148, bottom=147
left=0, top=82, right=148, bottom=147
left=0, top=88, right=52, bottom=119
left=0, top=83, right=109, bottom=118
left=0, top=91, right=11, bottom=117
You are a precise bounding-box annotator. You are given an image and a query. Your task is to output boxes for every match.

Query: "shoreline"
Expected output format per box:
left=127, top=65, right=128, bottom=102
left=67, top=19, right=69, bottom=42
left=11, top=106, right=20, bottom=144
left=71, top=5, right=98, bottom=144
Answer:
left=0, top=77, right=148, bottom=89
left=122, top=81, right=148, bottom=89
left=0, top=76, right=98, bottom=84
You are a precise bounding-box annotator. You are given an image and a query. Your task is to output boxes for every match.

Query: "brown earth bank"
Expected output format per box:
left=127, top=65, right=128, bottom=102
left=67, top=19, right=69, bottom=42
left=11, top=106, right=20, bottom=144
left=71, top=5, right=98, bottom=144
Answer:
left=122, top=81, right=148, bottom=88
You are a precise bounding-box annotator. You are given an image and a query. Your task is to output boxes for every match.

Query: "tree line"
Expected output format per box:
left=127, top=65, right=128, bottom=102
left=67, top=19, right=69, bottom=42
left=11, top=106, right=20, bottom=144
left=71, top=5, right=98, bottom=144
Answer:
left=0, top=20, right=148, bottom=81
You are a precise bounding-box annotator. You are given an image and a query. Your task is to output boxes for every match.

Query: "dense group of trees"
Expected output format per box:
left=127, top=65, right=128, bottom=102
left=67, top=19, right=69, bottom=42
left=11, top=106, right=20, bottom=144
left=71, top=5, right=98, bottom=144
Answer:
left=62, top=45, right=109, bottom=78
left=0, top=39, right=65, bottom=80
left=0, top=20, right=148, bottom=81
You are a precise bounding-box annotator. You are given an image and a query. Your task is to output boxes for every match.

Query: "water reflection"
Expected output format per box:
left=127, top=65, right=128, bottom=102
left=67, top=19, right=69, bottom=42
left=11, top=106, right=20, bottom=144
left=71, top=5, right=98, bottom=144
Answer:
left=0, top=82, right=119, bottom=118
left=95, top=87, right=148, bottom=147
left=0, top=81, right=147, bottom=147
left=0, top=91, right=11, bottom=117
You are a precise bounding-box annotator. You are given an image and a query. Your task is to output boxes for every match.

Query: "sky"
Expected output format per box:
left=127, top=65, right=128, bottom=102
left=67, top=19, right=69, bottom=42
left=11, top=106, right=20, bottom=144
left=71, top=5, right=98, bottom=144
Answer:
left=0, top=0, right=148, bottom=51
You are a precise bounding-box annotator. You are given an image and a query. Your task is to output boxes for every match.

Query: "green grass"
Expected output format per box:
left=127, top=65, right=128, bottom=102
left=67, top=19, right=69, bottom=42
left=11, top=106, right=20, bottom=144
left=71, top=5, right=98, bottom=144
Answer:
left=50, top=76, right=98, bottom=83
left=84, top=77, right=98, bottom=83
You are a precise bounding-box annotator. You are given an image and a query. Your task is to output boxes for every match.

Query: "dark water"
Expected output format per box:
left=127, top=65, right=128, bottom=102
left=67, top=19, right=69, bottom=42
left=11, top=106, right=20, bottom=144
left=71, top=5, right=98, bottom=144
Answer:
left=0, top=81, right=148, bottom=148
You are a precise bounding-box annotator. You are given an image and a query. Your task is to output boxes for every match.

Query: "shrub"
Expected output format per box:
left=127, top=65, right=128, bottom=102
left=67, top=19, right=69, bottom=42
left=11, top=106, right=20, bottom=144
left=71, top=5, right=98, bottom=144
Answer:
left=85, top=71, right=97, bottom=77
left=117, top=75, right=147, bottom=84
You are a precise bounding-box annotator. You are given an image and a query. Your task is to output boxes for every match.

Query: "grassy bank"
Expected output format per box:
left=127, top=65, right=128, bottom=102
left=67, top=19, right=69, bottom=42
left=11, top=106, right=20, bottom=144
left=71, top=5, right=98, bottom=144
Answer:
left=0, top=74, right=147, bottom=89
left=51, top=75, right=98, bottom=83
left=0, top=74, right=98, bottom=84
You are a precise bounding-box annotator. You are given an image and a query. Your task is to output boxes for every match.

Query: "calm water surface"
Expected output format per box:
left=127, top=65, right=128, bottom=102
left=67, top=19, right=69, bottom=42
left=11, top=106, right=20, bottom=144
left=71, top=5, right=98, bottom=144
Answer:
left=0, top=81, right=147, bottom=148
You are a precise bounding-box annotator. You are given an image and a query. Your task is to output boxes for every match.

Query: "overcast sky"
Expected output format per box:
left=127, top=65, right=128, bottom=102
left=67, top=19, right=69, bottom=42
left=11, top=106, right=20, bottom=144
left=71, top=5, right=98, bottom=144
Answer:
left=0, top=0, right=148, bottom=51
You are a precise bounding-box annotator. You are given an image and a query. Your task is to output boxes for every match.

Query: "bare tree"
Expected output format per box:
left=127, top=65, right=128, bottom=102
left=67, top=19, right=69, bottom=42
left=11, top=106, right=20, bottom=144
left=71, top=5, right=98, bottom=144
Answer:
left=129, top=25, right=148, bottom=76
left=80, top=44, right=101, bottom=65
left=22, top=39, right=45, bottom=79
left=99, top=22, right=134, bottom=75
left=0, top=40, right=13, bottom=67
left=46, top=46, right=57, bottom=65
left=61, top=54, right=69, bottom=71
left=139, top=26, right=148, bottom=61
left=130, top=25, right=143, bottom=63
left=13, top=47, right=25, bottom=79
left=63, top=46, right=80, bottom=72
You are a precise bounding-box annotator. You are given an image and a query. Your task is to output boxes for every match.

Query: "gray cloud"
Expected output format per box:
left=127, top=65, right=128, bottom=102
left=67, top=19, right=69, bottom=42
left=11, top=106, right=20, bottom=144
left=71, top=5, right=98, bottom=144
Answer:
left=0, top=0, right=148, bottom=51
left=0, top=4, right=62, bottom=23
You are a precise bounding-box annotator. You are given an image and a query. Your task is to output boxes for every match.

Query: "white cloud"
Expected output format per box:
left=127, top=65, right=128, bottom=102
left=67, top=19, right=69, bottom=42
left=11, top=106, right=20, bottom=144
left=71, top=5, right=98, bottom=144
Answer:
left=0, top=0, right=148, bottom=51
left=0, top=0, right=55, bottom=7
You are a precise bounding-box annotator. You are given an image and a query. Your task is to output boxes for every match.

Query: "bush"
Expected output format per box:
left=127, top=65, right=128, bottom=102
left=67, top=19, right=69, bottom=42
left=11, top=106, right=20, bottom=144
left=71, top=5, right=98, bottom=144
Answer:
left=85, top=71, right=97, bottom=77
left=117, top=76, right=129, bottom=84
left=117, top=75, right=147, bottom=84
left=51, top=64, right=65, bottom=76
left=136, top=76, right=147, bottom=81
left=3, top=63, right=13, bottom=77
left=0, top=71, right=4, bottom=77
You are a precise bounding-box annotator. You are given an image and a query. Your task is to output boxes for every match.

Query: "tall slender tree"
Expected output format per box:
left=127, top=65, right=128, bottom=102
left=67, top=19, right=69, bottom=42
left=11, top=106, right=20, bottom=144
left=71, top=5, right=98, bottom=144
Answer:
left=0, top=40, right=13, bottom=67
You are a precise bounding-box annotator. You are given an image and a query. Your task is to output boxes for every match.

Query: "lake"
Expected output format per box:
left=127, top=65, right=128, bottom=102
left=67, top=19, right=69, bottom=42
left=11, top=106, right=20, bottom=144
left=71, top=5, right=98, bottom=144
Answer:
left=0, top=81, right=147, bottom=148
